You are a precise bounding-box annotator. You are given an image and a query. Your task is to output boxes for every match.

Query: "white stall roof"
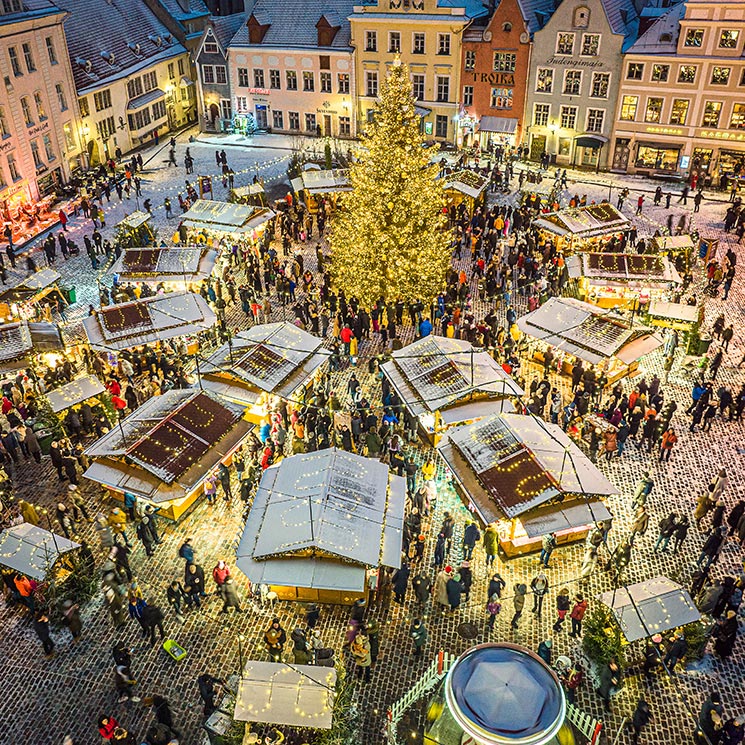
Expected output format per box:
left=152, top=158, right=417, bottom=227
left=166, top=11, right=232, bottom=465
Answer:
left=46, top=375, right=106, bottom=413
left=0, top=523, right=79, bottom=580
left=181, top=199, right=275, bottom=234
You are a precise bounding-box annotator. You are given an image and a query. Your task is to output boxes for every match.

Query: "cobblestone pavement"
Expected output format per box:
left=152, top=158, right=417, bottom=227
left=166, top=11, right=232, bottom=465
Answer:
left=2, top=130, right=745, bottom=745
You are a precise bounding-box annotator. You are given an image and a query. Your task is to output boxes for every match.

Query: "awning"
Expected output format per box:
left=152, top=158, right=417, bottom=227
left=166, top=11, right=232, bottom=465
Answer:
left=179, top=75, right=194, bottom=87
left=479, top=116, right=518, bottom=134
left=636, top=142, right=684, bottom=151
left=127, top=88, right=166, bottom=111
left=648, top=301, right=699, bottom=324
left=615, top=333, right=664, bottom=365
left=439, top=398, right=517, bottom=426
left=598, top=576, right=700, bottom=642
left=0, top=523, right=79, bottom=580
left=415, top=105, right=432, bottom=118
left=521, top=499, right=612, bottom=538
left=233, top=661, right=336, bottom=729
left=46, top=375, right=106, bottom=414
left=574, top=133, right=609, bottom=148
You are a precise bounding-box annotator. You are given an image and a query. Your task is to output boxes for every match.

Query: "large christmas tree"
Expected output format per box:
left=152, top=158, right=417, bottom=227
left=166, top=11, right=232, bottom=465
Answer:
left=330, top=60, right=450, bottom=308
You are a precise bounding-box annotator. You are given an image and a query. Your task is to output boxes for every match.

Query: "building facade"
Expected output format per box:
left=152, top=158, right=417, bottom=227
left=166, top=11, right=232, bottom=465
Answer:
left=612, top=0, right=745, bottom=182
left=350, top=0, right=487, bottom=144
left=0, top=0, right=83, bottom=203
left=227, top=0, right=357, bottom=138
left=56, top=0, right=194, bottom=164
left=524, top=0, right=638, bottom=168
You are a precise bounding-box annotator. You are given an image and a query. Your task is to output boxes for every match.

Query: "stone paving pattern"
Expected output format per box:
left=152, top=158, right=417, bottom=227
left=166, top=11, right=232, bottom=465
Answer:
left=1, top=129, right=745, bottom=745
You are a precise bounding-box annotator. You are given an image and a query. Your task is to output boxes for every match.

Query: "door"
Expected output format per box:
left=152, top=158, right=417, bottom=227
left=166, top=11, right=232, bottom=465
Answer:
left=255, top=105, right=268, bottom=129
left=323, top=114, right=332, bottom=136
left=612, top=138, right=630, bottom=171
left=209, top=103, right=220, bottom=124
left=530, top=134, right=546, bottom=161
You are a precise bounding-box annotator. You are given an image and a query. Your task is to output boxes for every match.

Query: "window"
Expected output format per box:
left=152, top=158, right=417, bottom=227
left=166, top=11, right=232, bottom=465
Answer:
left=590, top=72, right=609, bottom=98
left=436, top=75, right=449, bottom=103
left=626, top=62, right=643, bottom=80
left=491, top=87, right=512, bottom=109
left=30, top=140, right=42, bottom=167
left=128, top=108, right=151, bottom=130
left=270, top=69, right=281, bottom=89
left=97, top=115, right=116, bottom=139
left=556, top=33, right=574, bottom=55
left=711, top=67, right=731, bottom=86
left=204, top=40, right=218, bottom=54
left=730, top=103, right=745, bottom=129
left=7, top=153, right=19, bottom=181
left=365, top=30, right=377, bottom=52
left=78, top=97, right=89, bottom=117
left=272, top=110, right=284, bottom=129
left=684, top=28, right=704, bottom=47
left=465, top=50, right=475, bottom=71
left=286, top=70, right=297, bottom=90
left=178, top=59, right=184, bottom=75
left=670, top=98, right=689, bottom=125
left=8, top=47, right=21, bottom=76
left=339, top=116, right=351, bottom=136
left=20, top=96, right=32, bottom=125
left=438, top=33, right=450, bottom=55
left=702, top=101, right=722, bottom=127
left=301, top=71, right=314, bottom=91
left=238, top=68, right=249, bottom=87
left=463, top=85, right=473, bottom=107
left=644, top=97, right=663, bottom=123
left=63, top=123, right=74, bottom=150
left=202, top=65, right=214, bottom=84
left=389, top=31, right=401, bottom=53
left=435, top=114, right=448, bottom=138
left=573, top=5, right=590, bottom=27
left=338, top=73, right=349, bottom=94
left=536, top=68, right=553, bottom=93
left=412, top=73, right=424, bottom=100
left=651, top=64, right=669, bottom=82
left=54, top=83, right=67, bottom=112
left=678, top=65, right=696, bottom=83
left=413, top=32, right=425, bottom=54
left=366, top=71, right=378, bottom=97
left=720, top=29, right=739, bottom=49
left=0, top=106, right=7, bottom=137
left=493, top=52, right=516, bottom=72
left=94, top=89, right=112, bottom=111
left=320, top=72, right=331, bottom=93
left=534, top=103, right=550, bottom=126
left=152, top=100, right=166, bottom=120
left=22, top=42, right=35, bottom=72
left=43, top=134, right=54, bottom=161
left=34, top=91, right=46, bottom=120
left=305, top=113, right=316, bottom=132
left=215, top=66, right=227, bottom=85
left=563, top=70, right=581, bottom=95
left=254, top=69, right=265, bottom=88
left=235, top=96, right=247, bottom=113
left=45, top=37, right=57, bottom=65
left=168, top=63, right=175, bottom=79
left=560, top=105, right=577, bottom=129
left=127, top=77, right=143, bottom=98
left=619, top=95, right=637, bottom=121
left=581, top=33, right=599, bottom=56
left=143, top=71, right=157, bottom=91
left=586, top=108, right=604, bottom=133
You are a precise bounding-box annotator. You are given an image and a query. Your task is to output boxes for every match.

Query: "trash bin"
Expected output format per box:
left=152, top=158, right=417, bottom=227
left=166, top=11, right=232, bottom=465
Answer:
left=66, top=286, right=77, bottom=304
left=698, top=334, right=713, bottom=355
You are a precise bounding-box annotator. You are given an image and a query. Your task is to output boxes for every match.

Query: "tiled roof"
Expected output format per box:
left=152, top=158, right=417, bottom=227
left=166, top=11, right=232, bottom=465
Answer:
left=156, top=0, right=209, bottom=21
left=516, top=0, right=556, bottom=35
left=627, top=0, right=684, bottom=55
left=0, top=0, right=60, bottom=24
left=230, top=0, right=357, bottom=49
left=209, top=12, right=245, bottom=51
left=55, top=0, right=187, bottom=90
left=600, top=0, right=640, bottom=48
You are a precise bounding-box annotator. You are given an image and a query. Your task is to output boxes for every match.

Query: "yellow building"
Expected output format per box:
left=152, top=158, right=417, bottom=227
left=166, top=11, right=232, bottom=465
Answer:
left=349, top=0, right=487, bottom=143
left=55, top=0, right=195, bottom=164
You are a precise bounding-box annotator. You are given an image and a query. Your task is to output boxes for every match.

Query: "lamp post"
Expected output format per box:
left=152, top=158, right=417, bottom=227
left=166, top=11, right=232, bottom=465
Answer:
left=237, top=634, right=245, bottom=679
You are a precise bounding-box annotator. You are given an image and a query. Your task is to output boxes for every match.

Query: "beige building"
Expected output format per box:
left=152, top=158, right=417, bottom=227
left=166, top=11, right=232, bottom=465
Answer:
left=612, top=0, right=745, bottom=182
left=0, top=0, right=83, bottom=203
left=55, top=0, right=195, bottom=165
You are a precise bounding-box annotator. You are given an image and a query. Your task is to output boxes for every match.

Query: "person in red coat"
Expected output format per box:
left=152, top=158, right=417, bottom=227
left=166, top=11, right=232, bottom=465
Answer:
left=569, top=594, right=588, bottom=637
left=212, top=560, right=230, bottom=590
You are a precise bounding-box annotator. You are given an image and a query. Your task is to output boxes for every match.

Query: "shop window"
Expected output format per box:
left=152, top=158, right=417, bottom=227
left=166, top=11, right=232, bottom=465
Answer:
left=684, top=28, right=704, bottom=47
left=644, top=97, right=663, bottom=123
left=702, top=101, right=722, bottom=127
left=635, top=146, right=679, bottom=171
left=720, top=30, right=739, bottom=49
left=619, top=95, right=637, bottom=121
left=730, top=103, right=745, bottom=129
left=711, top=67, right=731, bottom=86
left=626, top=63, right=643, bottom=80
left=556, top=33, right=574, bottom=55
left=536, top=68, right=553, bottom=93
left=669, top=99, right=689, bottom=125
left=678, top=65, right=696, bottom=83
left=651, top=64, right=669, bottom=82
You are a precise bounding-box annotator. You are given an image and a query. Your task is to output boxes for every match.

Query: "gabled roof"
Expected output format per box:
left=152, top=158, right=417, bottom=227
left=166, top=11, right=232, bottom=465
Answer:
left=55, top=0, right=187, bottom=91
left=626, top=0, right=683, bottom=55
left=600, top=0, right=640, bottom=49
left=230, top=0, right=356, bottom=49
left=208, top=12, right=245, bottom=51
left=156, top=0, right=209, bottom=22
left=516, top=0, right=556, bottom=35
left=0, top=0, right=61, bottom=25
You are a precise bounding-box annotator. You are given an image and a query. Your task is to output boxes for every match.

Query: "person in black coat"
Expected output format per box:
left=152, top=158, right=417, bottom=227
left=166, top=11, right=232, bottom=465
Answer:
left=184, top=562, right=206, bottom=607
left=137, top=518, right=155, bottom=557
left=446, top=573, right=465, bottom=611
left=433, top=533, right=446, bottom=569
left=142, top=604, right=165, bottom=647
left=487, top=573, right=506, bottom=600
left=392, top=562, right=410, bottom=604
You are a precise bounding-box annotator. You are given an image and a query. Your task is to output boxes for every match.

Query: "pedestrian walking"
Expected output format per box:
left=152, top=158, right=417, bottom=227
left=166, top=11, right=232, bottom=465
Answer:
left=569, top=594, right=588, bottom=637
left=350, top=631, right=372, bottom=681
left=409, top=618, right=427, bottom=661
left=597, top=658, right=621, bottom=712
left=462, top=520, right=480, bottom=560
left=511, top=583, right=527, bottom=629
left=539, top=531, right=557, bottom=567
left=219, top=578, right=243, bottom=614
left=167, top=580, right=188, bottom=621
left=264, top=618, right=287, bottom=662
left=61, top=600, right=82, bottom=642
left=630, top=696, right=652, bottom=744
left=486, top=593, right=501, bottom=632
left=530, top=571, right=549, bottom=617
left=629, top=505, right=650, bottom=545
left=33, top=612, right=55, bottom=657
left=553, top=587, right=571, bottom=632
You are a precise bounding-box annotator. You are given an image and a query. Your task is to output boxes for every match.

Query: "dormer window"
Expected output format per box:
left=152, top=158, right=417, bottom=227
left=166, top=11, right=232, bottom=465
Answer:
left=148, top=34, right=163, bottom=47
left=128, top=42, right=142, bottom=56
left=573, top=6, right=590, bottom=28
left=101, top=50, right=116, bottom=65
left=247, top=13, right=271, bottom=44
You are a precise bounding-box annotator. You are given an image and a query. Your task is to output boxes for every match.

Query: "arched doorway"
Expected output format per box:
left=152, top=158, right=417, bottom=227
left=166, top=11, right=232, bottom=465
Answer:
left=209, top=103, right=219, bottom=126
left=87, top=139, right=101, bottom=165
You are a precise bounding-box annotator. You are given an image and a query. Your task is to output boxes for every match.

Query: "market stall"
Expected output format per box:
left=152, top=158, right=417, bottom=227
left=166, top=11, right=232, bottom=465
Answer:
left=229, top=183, right=266, bottom=207
left=441, top=169, right=489, bottom=212
left=437, top=412, right=615, bottom=557
left=233, top=661, right=336, bottom=730
left=199, top=321, right=331, bottom=421
left=114, top=210, right=156, bottom=248
left=649, top=234, right=695, bottom=273
left=290, top=168, right=351, bottom=214
left=521, top=179, right=560, bottom=211
left=533, top=203, right=631, bottom=252
left=83, top=388, right=252, bottom=520
left=0, top=320, right=64, bottom=375
left=597, top=576, right=700, bottom=642
left=647, top=300, right=701, bottom=339
left=109, top=246, right=218, bottom=292
left=381, top=336, right=524, bottom=445
left=0, top=523, right=79, bottom=580
left=0, top=268, right=67, bottom=322
left=2, top=193, right=60, bottom=253
left=236, top=448, right=405, bottom=604
left=517, top=297, right=663, bottom=386
left=566, top=252, right=682, bottom=309
left=82, top=291, right=216, bottom=352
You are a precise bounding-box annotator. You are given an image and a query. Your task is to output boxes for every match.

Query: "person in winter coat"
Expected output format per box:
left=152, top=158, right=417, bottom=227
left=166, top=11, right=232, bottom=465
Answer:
left=483, top=523, right=499, bottom=566
left=553, top=587, right=571, bottom=632
left=697, top=526, right=726, bottom=569
left=33, top=612, right=55, bottom=657
left=630, top=696, right=652, bottom=744
left=459, top=561, right=473, bottom=603
left=530, top=572, right=549, bottom=617
left=663, top=632, right=688, bottom=670
left=392, top=562, right=410, bottom=604
left=56, top=503, right=76, bottom=539
left=291, top=628, right=311, bottom=665
left=410, top=618, right=428, bottom=660
left=351, top=632, right=372, bottom=681
left=433, top=533, right=446, bottom=569
left=184, top=562, right=206, bottom=606
left=540, top=532, right=557, bottom=567
left=713, top=610, right=739, bottom=659
left=142, top=604, right=165, bottom=647
left=264, top=618, right=286, bottom=662
left=488, top=572, right=506, bottom=600
left=136, top=517, right=155, bottom=556
left=537, top=639, right=553, bottom=666
left=61, top=600, right=82, bottom=642
left=569, top=595, right=588, bottom=637
left=220, top=578, right=242, bottom=613
left=98, top=716, right=120, bottom=741
left=446, top=573, right=465, bottom=611
left=597, top=658, right=621, bottom=712
left=486, top=593, right=501, bottom=631
left=654, top=513, right=678, bottom=552
left=511, top=584, right=527, bottom=629
left=659, top=427, right=678, bottom=461
left=711, top=500, right=727, bottom=532
left=166, top=581, right=188, bottom=620
left=673, top=515, right=690, bottom=554
left=440, top=512, right=455, bottom=553
left=178, top=539, right=195, bottom=564
left=462, top=521, right=480, bottom=560
left=434, top=567, right=451, bottom=616
left=412, top=572, right=432, bottom=610
left=114, top=662, right=139, bottom=703
left=108, top=508, right=130, bottom=547
left=727, top=501, right=745, bottom=536
left=629, top=506, right=649, bottom=545
left=212, top=560, right=230, bottom=589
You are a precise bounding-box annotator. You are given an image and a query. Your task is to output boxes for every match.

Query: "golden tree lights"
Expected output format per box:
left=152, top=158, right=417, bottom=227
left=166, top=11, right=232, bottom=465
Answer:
left=329, top=59, right=451, bottom=308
